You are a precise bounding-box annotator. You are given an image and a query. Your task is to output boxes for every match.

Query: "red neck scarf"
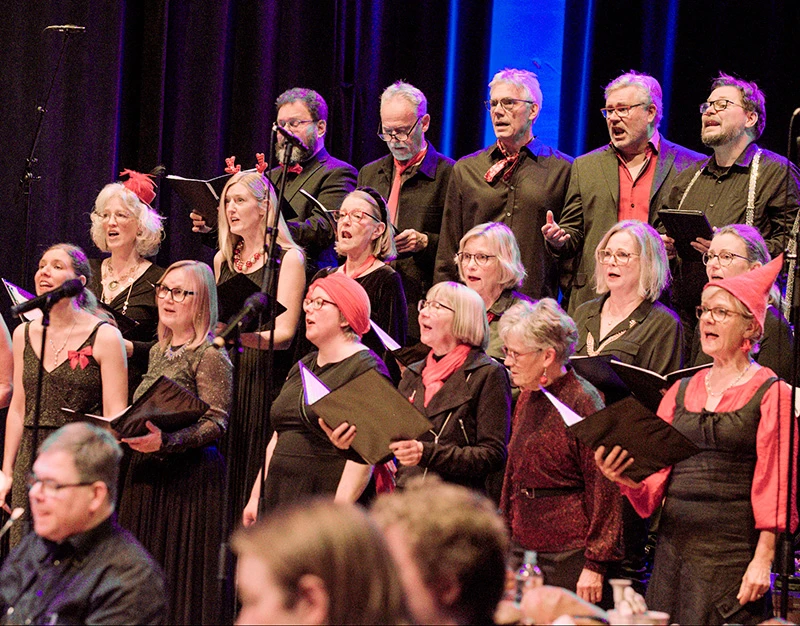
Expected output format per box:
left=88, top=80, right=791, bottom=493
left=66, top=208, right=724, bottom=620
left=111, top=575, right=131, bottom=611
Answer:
left=484, top=141, right=522, bottom=183
left=421, top=344, right=471, bottom=407
left=387, top=145, right=427, bottom=224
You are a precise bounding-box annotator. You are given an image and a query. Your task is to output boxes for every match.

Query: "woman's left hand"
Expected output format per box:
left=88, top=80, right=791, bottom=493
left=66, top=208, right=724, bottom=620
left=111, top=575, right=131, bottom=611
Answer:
left=575, top=568, right=603, bottom=605
left=390, top=440, right=423, bottom=466
left=319, top=419, right=357, bottom=450
left=737, top=556, right=772, bottom=605
left=122, top=420, right=163, bottom=453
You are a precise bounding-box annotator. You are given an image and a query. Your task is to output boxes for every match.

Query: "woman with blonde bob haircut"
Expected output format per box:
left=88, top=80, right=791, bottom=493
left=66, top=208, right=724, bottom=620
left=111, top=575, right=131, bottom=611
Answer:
left=573, top=219, right=683, bottom=375
left=388, top=281, right=510, bottom=493
left=119, top=260, right=233, bottom=625
left=233, top=499, right=408, bottom=625
left=455, top=221, right=529, bottom=360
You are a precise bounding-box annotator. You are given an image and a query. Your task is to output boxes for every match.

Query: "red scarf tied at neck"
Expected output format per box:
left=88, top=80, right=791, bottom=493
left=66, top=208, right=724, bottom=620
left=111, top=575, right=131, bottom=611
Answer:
left=421, top=343, right=471, bottom=407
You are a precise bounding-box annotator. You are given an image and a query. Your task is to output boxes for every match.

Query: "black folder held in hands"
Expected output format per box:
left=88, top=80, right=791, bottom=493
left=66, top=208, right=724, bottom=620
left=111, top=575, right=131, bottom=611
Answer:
left=166, top=173, right=232, bottom=229
left=300, top=364, right=433, bottom=465
left=567, top=395, right=701, bottom=483
left=216, top=273, right=286, bottom=329
left=657, top=208, right=714, bottom=263
left=62, top=376, right=209, bottom=439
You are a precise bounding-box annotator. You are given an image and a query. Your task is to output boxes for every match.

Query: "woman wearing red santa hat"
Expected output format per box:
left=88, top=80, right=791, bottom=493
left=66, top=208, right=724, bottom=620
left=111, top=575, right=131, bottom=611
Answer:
left=597, top=255, right=798, bottom=625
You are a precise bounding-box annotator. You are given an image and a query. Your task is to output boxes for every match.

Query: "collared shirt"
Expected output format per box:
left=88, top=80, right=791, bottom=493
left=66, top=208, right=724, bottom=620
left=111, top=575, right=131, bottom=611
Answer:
left=435, top=139, right=573, bottom=299
left=615, top=129, right=661, bottom=222
left=0, top=516, right=166, bottom=625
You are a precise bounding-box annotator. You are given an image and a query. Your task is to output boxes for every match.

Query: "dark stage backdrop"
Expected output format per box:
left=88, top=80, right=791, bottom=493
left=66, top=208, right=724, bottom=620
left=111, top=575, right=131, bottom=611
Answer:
left=1, top=0, right=799, bottom=306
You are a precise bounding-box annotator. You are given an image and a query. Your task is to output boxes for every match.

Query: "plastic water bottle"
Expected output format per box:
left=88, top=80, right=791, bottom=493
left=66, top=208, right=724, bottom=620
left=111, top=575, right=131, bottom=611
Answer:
left=515, top=550, right=544, bottom=604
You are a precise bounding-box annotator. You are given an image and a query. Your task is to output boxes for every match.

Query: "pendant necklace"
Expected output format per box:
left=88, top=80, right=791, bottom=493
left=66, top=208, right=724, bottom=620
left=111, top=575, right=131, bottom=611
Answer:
left=49, top=318, right=77, bottom=368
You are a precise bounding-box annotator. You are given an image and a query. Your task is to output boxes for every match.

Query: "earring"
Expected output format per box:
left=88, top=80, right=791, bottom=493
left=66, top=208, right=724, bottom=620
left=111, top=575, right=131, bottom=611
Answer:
left=741, top=338, right=752, bottom=353
left=539, top=368, right=548, bottom=387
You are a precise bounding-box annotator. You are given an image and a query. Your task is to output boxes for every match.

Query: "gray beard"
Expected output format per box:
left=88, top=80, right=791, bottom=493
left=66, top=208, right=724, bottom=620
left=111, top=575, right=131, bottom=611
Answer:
left=276, top=136, right=316, bottom=164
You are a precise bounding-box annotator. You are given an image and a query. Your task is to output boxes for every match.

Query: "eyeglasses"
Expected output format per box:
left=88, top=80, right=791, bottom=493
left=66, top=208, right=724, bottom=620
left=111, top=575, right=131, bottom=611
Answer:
left=597, top=249, right=640, bottom=266
left=94, top=210, right=135, bottom=223
left=377, top=116, right=422, bottom=142
left=600, top=103, right=647, bottom=118
left=418, top=300, right=455, bottom=313
left=695, top=305, right=749, bottom=323
left=501, top=346, right=542, bottom=360
left=276, top=119, right=315, bottom=130
left=27, top=472, right=96, bottom=497
left=484, top=98, right=534, bottom=113
left=455, top=252, right=497, bottom=266
left=699, top=99, right=745, bottom=115
left=331, top=209, right=382, bottom=224
left=303, top=297, right=337, bottom=311
left=702, top=251, right=750, bottom=267
left=155, top=284, right=195, bottom=303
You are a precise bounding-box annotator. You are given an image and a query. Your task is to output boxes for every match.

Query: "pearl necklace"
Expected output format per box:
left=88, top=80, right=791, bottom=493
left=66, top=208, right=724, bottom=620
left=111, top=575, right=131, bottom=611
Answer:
left=704, top=360, right=753, bottom=398
left=233, top=241, right=263, bottom=272
left=48, top=318, right=77, bottom=368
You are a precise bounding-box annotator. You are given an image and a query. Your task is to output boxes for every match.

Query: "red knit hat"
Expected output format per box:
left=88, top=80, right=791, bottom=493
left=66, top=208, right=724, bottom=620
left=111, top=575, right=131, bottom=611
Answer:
left=308, top=273, right=371, bottom=337
left=119, top=169, right=158, bottom=206
left=703, top=254, right=783, bottom=332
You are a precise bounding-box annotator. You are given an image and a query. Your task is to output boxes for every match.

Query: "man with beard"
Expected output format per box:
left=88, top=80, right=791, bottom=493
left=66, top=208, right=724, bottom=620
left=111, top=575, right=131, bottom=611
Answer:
left=542, top=71, right=704, bottom=315
left=358, top=81, right=454, bottom=342
left=434, top=68, right=573, bottom=301
left=662, top=73, right=800, bottom=337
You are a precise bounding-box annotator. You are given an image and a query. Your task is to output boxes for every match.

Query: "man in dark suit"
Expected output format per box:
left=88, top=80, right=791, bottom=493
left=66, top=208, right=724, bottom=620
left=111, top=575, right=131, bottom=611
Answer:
left=542, top=71, right=705, bottom=315
left=357, top=81, right=454, bottom=342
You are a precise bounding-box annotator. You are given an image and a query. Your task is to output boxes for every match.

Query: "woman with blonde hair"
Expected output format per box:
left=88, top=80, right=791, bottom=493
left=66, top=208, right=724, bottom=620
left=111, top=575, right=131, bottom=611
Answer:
left=214, top=166, right=306, bottom=513
left=118, top=260, right=233, bottom=625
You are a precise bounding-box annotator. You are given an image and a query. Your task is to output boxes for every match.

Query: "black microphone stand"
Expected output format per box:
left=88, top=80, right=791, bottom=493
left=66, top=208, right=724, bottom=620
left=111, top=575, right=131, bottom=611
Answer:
left=778, top=108, right=800, bottom=620
left=19, top=29, right=77, bottom=280
left=29, top=297, right=57, bottom=475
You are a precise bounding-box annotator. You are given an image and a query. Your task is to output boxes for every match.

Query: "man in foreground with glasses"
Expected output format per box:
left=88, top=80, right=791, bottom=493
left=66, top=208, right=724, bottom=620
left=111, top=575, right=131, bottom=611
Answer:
left=434, top=68, right=573, bottom=302
left=0, top=422, right=166, bottom=624
left=662, top=73, right=800, bottom=342
left=542, top=70, right=704, bottom=315
left=358, top=81, right=454, bottom=342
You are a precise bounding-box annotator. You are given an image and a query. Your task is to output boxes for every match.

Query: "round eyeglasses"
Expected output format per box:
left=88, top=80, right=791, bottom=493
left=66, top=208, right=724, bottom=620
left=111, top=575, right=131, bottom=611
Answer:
left=695, top=305, right=748, bottom=323
left=702, top=251, right=749, bottom=267
left=303, top=297, right=337, bottom=311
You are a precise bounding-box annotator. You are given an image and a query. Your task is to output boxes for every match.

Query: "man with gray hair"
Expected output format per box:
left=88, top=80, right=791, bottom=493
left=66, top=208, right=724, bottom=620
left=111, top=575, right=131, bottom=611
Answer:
left=543, top=70, right=704, bottom=314
left=358, top=80, right=454, bottom=341
left=0, top=423, right=166, bottom=625
left=434, top=68, right=573, bottom=301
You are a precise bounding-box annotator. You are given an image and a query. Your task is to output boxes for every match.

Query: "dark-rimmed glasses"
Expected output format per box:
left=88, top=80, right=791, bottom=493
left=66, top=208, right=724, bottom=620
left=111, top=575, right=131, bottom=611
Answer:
left=702, top=251, right=750, bottom=267
left=699, top=99, right=745, bottom=115
left=377, top=116, right=422, bottom=142
left=155, top=284, right=195, bottom=303
left=455, top=252, right=496, bottom=266
left=27, top=472, right=96, bottom=497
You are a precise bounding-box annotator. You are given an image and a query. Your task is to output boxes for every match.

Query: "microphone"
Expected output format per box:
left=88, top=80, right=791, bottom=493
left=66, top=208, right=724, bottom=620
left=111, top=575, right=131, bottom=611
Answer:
left=273, top=123, right=308, bottom=151
left=0, top=508, right=24, bottom=541
left=44, top=24, right=86, bottom=33
left=11, top=278, right=84, bottom=318
left=212, top=292, right=270, bottom=348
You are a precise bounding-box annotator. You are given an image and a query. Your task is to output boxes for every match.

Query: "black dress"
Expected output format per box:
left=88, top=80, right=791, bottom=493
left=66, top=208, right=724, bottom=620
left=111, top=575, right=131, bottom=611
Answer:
left=88, top=260, right=163, bottom=400
left=647, top=377, right=775, bottom=624
left=12, top=322, right=106, bottom=545
left=118, top=341, right=233, bottom=626
left=217, top=252, right=299, bottom=514
left=261, top=349, right=389, bottom=513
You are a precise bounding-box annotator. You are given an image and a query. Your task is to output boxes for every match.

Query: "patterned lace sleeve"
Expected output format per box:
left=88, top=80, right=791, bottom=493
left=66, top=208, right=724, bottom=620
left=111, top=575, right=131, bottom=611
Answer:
left=160, top=346, right=233, bottom=454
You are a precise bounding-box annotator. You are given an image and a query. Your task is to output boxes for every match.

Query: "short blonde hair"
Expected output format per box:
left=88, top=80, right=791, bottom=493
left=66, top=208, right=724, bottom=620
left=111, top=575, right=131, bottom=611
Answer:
left=90, top=183, right=164, bottom=257
left=499, top=298, right=577, bottom=366
left=217, top=171, right=302, bottom=272
left=593, top=220, right=670, bottom=301
left=335, top=189, right=396, bottom=261
left=426, top=282, right=488, bottom=350
left=156, top=261, right=218, bottom=350
left=456, top=222, right=526, bottom=290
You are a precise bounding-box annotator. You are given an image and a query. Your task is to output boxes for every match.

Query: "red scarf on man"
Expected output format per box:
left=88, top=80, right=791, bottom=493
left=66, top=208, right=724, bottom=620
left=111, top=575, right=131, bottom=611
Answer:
left=387, top=145, right=427, bottom=224
left=421, top=343, right=471, bottom=407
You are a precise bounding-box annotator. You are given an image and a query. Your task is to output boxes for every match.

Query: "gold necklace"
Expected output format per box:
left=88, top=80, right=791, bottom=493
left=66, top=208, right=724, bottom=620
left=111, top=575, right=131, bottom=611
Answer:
left=48, top=318, right=77, bottom=368
left=586, top=319, right=637, bottom=357
left=104, top=259, right=140, bottom=293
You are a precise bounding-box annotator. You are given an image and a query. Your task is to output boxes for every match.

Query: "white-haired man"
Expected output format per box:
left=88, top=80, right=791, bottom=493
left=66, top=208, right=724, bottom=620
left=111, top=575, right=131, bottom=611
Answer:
left=358, top=81, right=454, bottom=342
left=542, top=70, right=705, bottom=314
left=434, top=68, right=573, bottom=300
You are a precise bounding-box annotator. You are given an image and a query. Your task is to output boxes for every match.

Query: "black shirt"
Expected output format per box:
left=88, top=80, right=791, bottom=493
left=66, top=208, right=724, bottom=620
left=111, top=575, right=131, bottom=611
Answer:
left=0, top=516, right=166, bottom=625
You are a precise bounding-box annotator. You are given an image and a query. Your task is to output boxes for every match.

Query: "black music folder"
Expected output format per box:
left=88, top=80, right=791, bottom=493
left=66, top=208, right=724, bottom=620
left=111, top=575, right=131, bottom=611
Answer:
left=657, top=209, right=714, bottom=263
left=166, top=173, right=231, bottom=229
left=62, top=375, right=209, bottom=438
left=97, top=301, right=139, bottom=336
left=609, top=361, right=711, bottom=413
left=300, top=364, right=433, bottom=465
left=568, top=396, right=701, bottom=482
left=215, top=273, right=286, bottom=328
left=569, top=355, right=630, bottom=406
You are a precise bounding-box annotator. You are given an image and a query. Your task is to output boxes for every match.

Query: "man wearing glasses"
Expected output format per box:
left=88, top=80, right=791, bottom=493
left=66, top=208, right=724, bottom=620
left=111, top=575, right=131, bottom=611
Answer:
left=662, top=73, right=800, bottom=339
left=358, top=81, right=454, bottom=342
left=0, top=423, right=165, bottom=625
left=542, top=71, right=704, bottom=315
left=434, top=68, right=573, bottom=301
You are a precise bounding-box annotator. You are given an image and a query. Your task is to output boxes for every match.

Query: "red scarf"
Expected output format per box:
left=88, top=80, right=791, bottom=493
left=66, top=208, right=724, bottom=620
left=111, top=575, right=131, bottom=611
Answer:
left=387, top=146, right=427, bottom=224
left=421, top=344, right=471, bottom=407
left=484, top=141, right=521, bottom=183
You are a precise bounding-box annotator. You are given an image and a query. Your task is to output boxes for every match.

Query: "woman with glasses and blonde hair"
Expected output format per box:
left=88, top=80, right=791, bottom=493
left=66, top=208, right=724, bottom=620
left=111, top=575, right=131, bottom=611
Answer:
left=118, top=260, right=233, bottom=625
left=573, top=219, right=683, bottom=374
left=388, top=281, right=510, bottom=493
left=454, top=221, right=529, bottom=361
left=691, top=224, right=793, bottom=381
left=243, top=273, right=390, bottom=524
left=214, top=166, right=306, bottom=514
left=499, top=298, right=622, bottom=605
